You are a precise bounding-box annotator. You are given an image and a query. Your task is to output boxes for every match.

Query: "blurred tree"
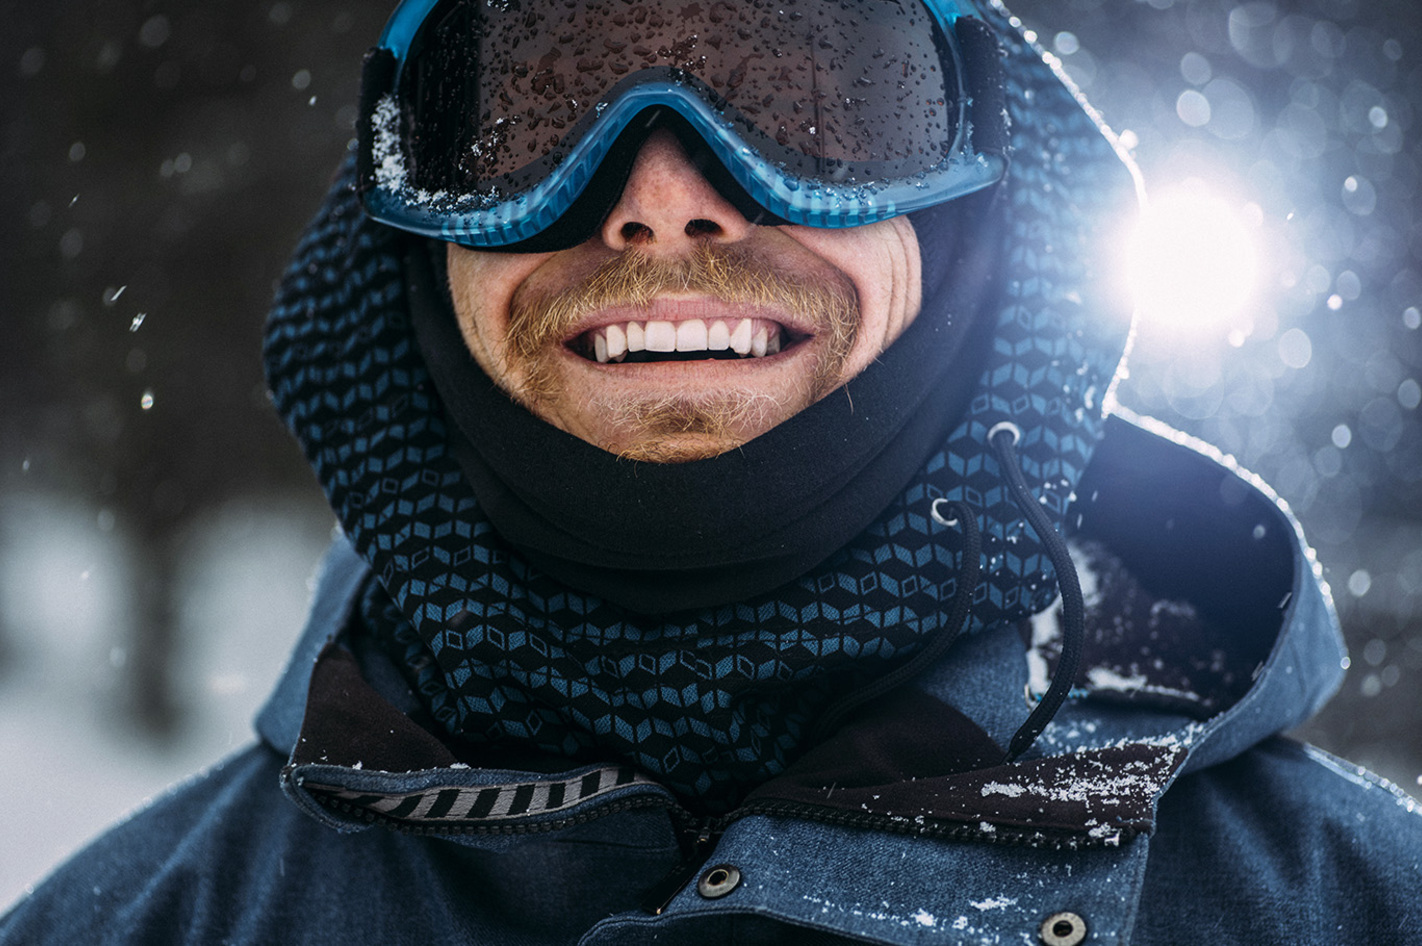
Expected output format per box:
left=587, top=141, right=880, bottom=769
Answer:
left=1, top=0, right=385, bottom=732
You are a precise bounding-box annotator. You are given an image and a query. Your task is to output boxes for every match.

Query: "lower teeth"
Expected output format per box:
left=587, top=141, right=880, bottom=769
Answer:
left=614, top=349, right=748, bottom=363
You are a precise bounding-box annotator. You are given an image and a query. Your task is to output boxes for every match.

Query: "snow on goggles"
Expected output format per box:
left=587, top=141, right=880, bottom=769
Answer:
left=357, top=0, right=1009, bottom=251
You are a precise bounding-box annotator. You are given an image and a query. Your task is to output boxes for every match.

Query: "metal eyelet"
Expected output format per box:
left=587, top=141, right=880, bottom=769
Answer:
left=696, top=864, right=742, bottom=900
left=930, top=498, right=959, bottom=527
left=988, top=420, right=1023, bottom=446
left=1039, top=911, right=1087, bottom=946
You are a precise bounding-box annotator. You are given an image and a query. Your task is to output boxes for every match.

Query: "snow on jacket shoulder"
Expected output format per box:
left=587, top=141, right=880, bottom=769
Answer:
left=4, top=414, right=1419, bottom=946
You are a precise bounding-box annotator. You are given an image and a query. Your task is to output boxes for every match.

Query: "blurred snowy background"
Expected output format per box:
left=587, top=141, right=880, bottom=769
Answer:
left=2, top=0, right=1419, bottom=911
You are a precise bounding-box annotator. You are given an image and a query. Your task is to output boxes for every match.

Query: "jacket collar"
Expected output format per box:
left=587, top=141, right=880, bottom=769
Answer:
left=255, top=413, right=1346, bottom=844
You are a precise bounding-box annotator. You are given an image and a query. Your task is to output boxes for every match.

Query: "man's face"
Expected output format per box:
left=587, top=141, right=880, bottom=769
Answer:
left=446, top=129, right=923, bottom=462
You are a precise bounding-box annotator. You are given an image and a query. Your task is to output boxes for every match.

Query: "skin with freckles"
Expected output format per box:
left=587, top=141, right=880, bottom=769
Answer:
left=447, top=129, right=923, bottom=463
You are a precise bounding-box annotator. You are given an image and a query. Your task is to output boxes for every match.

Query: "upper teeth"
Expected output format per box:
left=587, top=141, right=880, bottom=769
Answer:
left=585, top=318, right=783, bottom=364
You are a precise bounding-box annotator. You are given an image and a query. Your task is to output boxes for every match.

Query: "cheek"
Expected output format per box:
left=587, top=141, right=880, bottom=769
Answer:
left=781, top=218, right=922, bottom=363
left=446, top=245, right=550, bottom=371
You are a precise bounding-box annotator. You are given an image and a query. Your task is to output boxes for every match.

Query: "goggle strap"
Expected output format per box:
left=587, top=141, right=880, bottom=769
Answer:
left=956, top=17, right=1010, bottom=158
left=357, top=46, right=398, bottom=200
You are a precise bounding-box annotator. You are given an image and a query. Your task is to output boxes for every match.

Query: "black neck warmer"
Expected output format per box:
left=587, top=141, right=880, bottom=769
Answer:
left=411, top=193, right=1003, bottom=614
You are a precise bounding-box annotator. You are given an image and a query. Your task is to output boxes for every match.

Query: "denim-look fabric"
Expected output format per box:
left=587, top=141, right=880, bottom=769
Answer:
left=5, top=415, right=1420, bottom=946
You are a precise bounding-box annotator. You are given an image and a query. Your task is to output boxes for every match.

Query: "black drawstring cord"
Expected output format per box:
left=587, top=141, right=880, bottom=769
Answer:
left=988, top=422, right=1086, bottom=764
left=807, top=424, right=1082, bottom=760
left=808, top=500, right=982, bottom=744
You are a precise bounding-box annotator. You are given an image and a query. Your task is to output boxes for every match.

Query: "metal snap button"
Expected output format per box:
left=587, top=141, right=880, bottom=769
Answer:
left=696, top=864, right=742, bottom=900
left=1039, top=911, right=1087, bottom=946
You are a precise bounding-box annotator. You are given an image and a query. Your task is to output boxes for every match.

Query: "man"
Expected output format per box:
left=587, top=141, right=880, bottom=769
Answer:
left=4, top=0, right=1420, bottom=943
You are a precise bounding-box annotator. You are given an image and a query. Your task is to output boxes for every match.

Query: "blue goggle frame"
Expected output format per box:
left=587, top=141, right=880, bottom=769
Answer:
left=358, top=0, right=1009, bottom=249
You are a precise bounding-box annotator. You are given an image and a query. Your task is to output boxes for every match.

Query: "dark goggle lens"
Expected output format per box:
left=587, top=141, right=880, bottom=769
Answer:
left=401, top=0, right=958, bottom=197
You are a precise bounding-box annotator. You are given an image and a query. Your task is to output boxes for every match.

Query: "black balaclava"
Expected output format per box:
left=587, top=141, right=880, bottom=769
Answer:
left=263, top=4, right=1139, bottom=812
left=410, top=187, right=1000, bottom=616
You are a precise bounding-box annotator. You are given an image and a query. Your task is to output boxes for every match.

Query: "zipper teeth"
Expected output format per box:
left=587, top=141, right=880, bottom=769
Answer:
left=306, top=777, right=1128, bottom=850
left=309, top=786, right=682, bottom=837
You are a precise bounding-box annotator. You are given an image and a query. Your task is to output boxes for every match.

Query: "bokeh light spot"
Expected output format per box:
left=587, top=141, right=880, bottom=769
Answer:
left=1054, top=31, right=1080, bottom=55
left=1336, top=270, right=1362, bottom=300
left=1176, top=89, right=1211, bottom=126
left=1126, top=180, right=1260, bottom=331
left=1400, top=379, right=1422, bottom=411
left=1279, top=328, right=1313, bottom=369
left=1202, top=78, right=1256, bottom=139
left=1180, top=51, right=1212, bottom=85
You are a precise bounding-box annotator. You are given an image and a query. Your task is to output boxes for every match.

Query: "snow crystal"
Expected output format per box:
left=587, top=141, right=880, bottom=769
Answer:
left=1025, top=607, right=1056, bottom=700
left=369, top=94, right=450, bottom=206
left=370, top=95, right=407, bottom=193
left=981, top=781, right=1026, bottom=798
left=912, top=909, right=936, bottom=928
left=970, top=895, right=1017, bottom=911
left=1088, top=823, right=1123, bottom=844
left=1085, top=666, right=1148, bottom=692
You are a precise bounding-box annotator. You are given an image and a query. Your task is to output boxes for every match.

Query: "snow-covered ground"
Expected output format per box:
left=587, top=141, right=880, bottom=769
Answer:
left=0, top=493, right=333, bottom=913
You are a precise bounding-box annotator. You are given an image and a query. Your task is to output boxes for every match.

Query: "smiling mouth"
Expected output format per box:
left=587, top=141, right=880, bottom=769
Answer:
left=572, top=317, right=797, bottom=364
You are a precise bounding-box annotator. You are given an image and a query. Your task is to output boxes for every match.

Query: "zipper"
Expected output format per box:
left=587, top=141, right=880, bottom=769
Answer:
left=301, top=772, right=680, bottom=838
left=298, top=764, right=1133, bottom=852
left=638, top=817, right=728, bottom=915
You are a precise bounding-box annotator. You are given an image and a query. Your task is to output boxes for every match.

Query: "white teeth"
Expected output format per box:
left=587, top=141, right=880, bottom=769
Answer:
left=587, top=317, right=786, bottom=362
left=730, top=319, right=753, bottom=355
left=626, top=321, right=645, bottom=352
left=676, top=320, right=708, bottom=351
left=606, top=323, right=627, bottom=359
left=644, top=320, right=676, bottom=352
left=708, top=320, right=730, bottom=350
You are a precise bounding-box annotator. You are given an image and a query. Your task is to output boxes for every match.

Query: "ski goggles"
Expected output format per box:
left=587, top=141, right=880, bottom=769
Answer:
left=357, top=0, right=1009, bottom=251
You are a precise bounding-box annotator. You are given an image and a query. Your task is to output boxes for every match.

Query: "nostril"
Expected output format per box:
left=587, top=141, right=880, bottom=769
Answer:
left=620, top=222, right=654, bottom=244
left=685, top=219, right=721, bottom=238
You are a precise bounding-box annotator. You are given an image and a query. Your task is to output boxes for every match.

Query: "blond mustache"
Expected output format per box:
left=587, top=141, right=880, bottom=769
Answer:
left=506, top=243, right=860, bottom=369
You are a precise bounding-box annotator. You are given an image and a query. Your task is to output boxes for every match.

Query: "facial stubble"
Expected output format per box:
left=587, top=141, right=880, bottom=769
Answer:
left=505, top=244, right=861, bottom=460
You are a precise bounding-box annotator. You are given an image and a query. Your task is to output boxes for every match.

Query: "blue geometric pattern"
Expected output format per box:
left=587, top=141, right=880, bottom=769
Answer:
left=262, top=9, right=1137, bottom=811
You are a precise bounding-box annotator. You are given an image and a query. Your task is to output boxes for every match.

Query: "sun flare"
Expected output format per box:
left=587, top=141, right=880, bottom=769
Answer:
left=1126, top=179, right=1260, bottom=333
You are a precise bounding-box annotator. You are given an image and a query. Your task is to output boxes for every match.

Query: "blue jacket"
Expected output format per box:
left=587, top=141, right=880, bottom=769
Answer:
left=4, top=413, right=1419, bottom=946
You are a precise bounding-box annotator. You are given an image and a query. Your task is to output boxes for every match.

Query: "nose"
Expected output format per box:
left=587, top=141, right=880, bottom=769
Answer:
left=599, top=129, right=755, bottom=254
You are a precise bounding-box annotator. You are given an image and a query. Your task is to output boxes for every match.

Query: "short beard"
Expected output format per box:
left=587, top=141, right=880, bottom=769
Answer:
left=510, top=243, right=858, bottom=395
left=595, top=388, right=785, bottom=462
left=505, top=244, right=860, bottom=458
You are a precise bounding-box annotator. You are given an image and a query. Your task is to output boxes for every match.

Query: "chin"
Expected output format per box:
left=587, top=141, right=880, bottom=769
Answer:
left=608, top=432, right=747, bottom=463
left=543, top=379, right=811, bottom=462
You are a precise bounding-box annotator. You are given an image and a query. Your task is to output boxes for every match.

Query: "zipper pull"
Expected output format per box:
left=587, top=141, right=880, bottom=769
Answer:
left=640, top=823, right=718, bottom=915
